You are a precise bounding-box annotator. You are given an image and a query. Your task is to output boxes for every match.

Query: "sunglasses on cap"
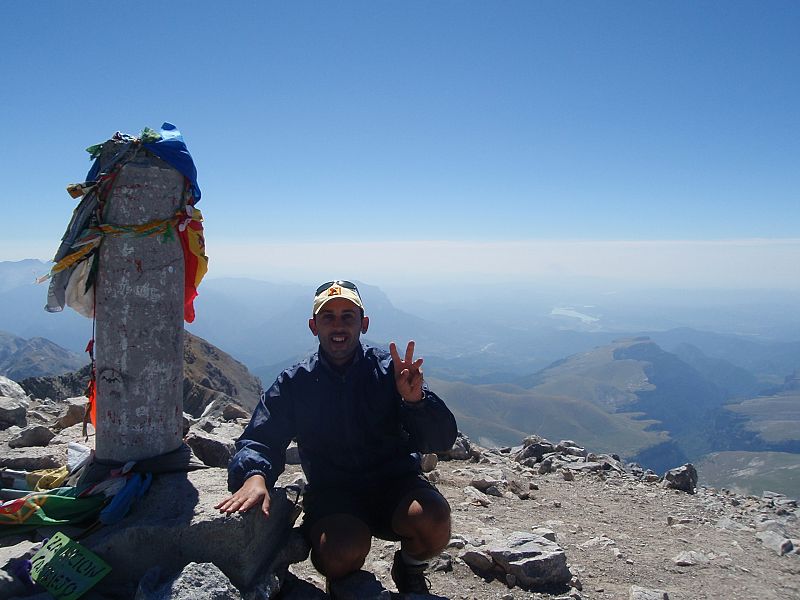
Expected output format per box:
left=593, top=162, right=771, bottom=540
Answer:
left=315, top=280, right=361, bottom=296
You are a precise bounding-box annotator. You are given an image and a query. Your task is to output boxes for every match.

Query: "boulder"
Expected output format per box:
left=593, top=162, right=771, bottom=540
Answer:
left=463, top=486, right=491, bottom=507
left=135, top=562, right=243, bottom=600
left=8, top=425, right=55, bottom=448
left=184, top=430, right=235, bottom=468
left=55, top=397, right=88, bottom=430
left=440, top=432, right=473, bottom=460
left=0, top=444, right=64, bottom=470
left=0, top=376, right=27, bottom=401
left=84, top=468, right=300, bottom=593
left=487, top=531, right=572, bottom=590
left=420, top=453, right=438, bottom=473
left=663, top=464, right=697, bottom=494
left=556, top=440, right=587, bottom=458
left=470, top=468, right=504, bottom=492
left=515, top=439, right=556, bottom=463
left=461, top=548, right=494, bottom=573
left=0, top=397, right=26, bottom=429
left=222, top=403, right=250, bottom=421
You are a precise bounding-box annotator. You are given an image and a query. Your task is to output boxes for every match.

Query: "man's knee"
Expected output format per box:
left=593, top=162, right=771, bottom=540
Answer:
left=310, top=514, right=372, bottom=580
left=392, top=488, right=452, bottom=555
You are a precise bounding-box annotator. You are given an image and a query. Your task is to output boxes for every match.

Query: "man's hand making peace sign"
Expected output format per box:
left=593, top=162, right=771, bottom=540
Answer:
left=390, top=340, right=425, bottom=403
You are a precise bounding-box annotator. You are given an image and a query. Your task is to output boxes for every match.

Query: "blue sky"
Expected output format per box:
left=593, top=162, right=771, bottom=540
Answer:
left=1, top=1, right=798, bottom=288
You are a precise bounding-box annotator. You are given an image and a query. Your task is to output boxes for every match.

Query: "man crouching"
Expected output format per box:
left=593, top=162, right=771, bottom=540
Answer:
left=216, top=280, right=457, bottom=594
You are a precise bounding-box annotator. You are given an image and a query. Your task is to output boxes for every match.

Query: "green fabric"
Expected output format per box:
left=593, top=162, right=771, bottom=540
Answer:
left=0, top=487, right=106, bottom=537
left=139, top=127, right=162, bottom=144
left=85, top=144, right=103, bottom=159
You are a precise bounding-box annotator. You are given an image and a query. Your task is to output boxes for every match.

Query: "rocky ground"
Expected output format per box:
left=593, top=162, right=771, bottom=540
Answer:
left=277, top=439, right=799, bottom=600
left=2, top=372, right=799, bottom=600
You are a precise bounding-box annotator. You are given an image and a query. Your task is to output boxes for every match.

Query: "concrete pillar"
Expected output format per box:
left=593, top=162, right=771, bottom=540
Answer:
left=94, top=140, right=185, bottom=462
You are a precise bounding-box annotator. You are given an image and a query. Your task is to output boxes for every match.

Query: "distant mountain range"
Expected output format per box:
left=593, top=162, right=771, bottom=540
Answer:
left=0, top=330, right=86, bottom=380
left=2, top=258, right=799, bottom=496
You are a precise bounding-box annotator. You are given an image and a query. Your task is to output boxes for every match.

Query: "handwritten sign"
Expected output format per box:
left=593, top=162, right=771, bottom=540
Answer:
left=30, top=532, right=111, bottom=599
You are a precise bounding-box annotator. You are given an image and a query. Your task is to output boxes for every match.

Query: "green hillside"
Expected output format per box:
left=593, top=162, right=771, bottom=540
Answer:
left=697, top=451, right=800, bottom=499
left=430, top=377, right=667, bottom=456
left=725, top=391, right=800, bottom=446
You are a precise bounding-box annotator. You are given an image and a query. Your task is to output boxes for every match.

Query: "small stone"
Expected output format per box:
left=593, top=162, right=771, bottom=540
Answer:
left=553, top=501, right=562, bottom=508
left=630, top=585, right=670, bottom=599
left=420, top=453, right=438, bottom=472
left=673, top=550, right=708, bottom=566
left=430, top=552, right=453, bottom=572
left=562, top=469, right=575, bottom=481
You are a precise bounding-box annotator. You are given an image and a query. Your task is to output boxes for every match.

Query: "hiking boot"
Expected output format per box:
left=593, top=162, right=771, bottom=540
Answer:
left=390, top=549, right=431, bottom=594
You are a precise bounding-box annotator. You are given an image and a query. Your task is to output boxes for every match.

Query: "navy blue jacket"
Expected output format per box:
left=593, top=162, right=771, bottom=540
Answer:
left=228, top=343, right=458, bottom=492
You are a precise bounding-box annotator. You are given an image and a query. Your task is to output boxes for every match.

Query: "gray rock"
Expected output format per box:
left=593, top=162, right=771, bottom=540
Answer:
left=0, top=376, right=27, bottom=401
left=222, top=403, right=250, bottom=421
left=673, top=550, right=708, bottom=566
left=0, top=444, right=64, bottom=470
left=8, top=425, right=55, bottom=448
left=461, top=548, right=494, bottom=572
left=420, top=453, right=438, bottom=473
left=135, top=562, right=243, bottom=600
left=470, top=469, right=504, bottom=491
left=556, top=441, right=587, bottom=458
left=85, top=468, right=300, bottom=592
left=441, top=432, right=472, bottom=460
left=206, top=421, right=245, bottom=444
left=515, top=438, right=556, bottom=463
left=185, top=430, right=235, bottom=468
left=663, top=464, right=697, bottom=494
left=487, top=532, right=572, bottom=589
left=630, top=586, right=669, bottom=600
left=508, top=477, right=530, bottom=499
left=755, top=531, right=794, bottom=556
left=430, top=552, right=453, bottom=572
left=463, top=486, right=491, bottom=507
left=56, top=397, right=88, bottom=430
left=0, top=397, right=26, bottom=429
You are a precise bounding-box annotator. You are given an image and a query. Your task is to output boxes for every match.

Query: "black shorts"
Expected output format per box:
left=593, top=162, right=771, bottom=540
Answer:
left=301, top=473, right=445, bottom=541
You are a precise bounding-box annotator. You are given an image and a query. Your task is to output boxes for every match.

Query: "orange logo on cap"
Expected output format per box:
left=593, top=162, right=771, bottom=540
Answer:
left=327, top=286, right=342, bottom=296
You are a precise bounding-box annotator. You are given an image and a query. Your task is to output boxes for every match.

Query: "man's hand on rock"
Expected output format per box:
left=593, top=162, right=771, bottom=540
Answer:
left=390, top=340, right=424, bottom=403
left=214, top=474, right=271, bottom=517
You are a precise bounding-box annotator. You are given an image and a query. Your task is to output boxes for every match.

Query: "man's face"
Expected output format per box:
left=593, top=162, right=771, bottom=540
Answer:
left=308, top=297, right=369, bottom=367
